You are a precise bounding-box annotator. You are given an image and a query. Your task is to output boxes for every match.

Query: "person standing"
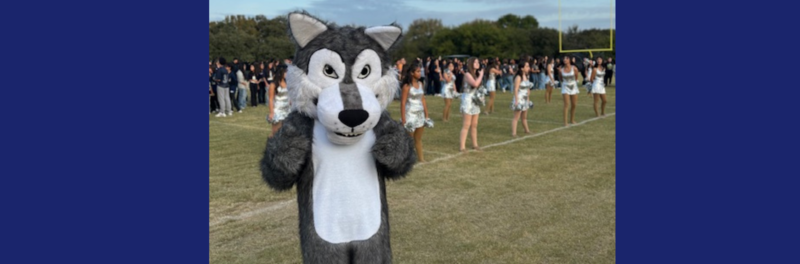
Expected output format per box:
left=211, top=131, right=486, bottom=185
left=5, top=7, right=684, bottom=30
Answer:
left=213, top=57, right=232, bottom=117
left=248, top=64, right=259, bottom=107
left=236, top=64, right=247, bottom=112
left=506, top=59, right=517, bottom=94
left=604, top=57, right=614, bottom=86
left=430, top=58, right=442, bottom=96
left=529, top=57, right=540, bottom=90
left=459, top=57, right=484, bottom=152
left=209, top=64, right=219, bottom=114
left=561, top=56, right=580, bottom=126
left=511, top=60, right=533, bottom=137
left=441, top=61, right=456, bottom=122
left=226, top=64, right=239, bottom=114
left=590, top=57, right=609, bottom=116
left=257, top=62, right=267, bottom=105
left=400, top=63, right=430, bottom=163
left=485, top=59, right=503, bottom=114
left=545, top=58, right=556, bottom=104
left=267, top=65, right=290, bottom=137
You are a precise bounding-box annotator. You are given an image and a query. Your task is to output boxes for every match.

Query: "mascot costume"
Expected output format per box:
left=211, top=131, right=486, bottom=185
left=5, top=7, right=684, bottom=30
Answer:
left=260, top=11, right=417, bottom=264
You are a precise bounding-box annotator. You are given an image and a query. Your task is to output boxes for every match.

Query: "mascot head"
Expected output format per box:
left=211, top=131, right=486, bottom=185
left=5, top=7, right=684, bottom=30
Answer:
left=286, top=11, right=402, bottom=145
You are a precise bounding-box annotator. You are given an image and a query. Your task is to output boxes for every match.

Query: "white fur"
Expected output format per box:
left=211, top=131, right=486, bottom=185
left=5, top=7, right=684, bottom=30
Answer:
left=287, top=58, right=397, bottom=118
left=316, top=83, right=382, bottom=145
left=373, top=68, right=398, bottom=110
left=352, top=49, right=383, bottom=85
left=364, top=26, right=402, bottom=51
left=308, top=49, right=346, bottom=90
left=287, top=64, right=322, bottom=118
left=311, top=120, right=381, bottom=243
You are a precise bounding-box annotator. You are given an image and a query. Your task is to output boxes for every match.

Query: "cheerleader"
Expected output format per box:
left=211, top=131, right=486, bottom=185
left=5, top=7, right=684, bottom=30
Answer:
left=441, top=61, right=456, bottom=122
left=459, top=57, right=484, bottom=152
left=561, top=56, right=580, bottom=126
left=590, top=57, right=608, bottom=117
left=401, top=63, right=430, bottom=162
left=537, top=56, right=547, bottom=91
left=511, top=60, right=533, bottom=137
left=485, top=59, right=503, bottom=114
left=544, top=58, right=556, bottom=104
left=267, top=65, right=290, bottom=137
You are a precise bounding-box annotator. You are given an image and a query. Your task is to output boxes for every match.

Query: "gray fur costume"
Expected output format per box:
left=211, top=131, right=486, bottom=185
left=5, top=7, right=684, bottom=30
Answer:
left=260, top=11, right=416, bottom=264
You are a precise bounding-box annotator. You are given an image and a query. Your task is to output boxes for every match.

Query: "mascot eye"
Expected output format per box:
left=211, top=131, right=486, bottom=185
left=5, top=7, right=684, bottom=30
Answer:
left=323, top=64, right=338, bottom=79
left=357, top=65, right=371, bottom=79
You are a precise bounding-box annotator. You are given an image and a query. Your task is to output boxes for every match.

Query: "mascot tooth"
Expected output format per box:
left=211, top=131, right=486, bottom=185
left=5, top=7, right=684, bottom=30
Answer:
left=259, top=11, right=417, bottom=264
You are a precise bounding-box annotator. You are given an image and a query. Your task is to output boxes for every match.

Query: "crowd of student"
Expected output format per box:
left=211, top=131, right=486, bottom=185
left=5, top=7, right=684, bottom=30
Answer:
left=210, top=54, right=615, bottom=162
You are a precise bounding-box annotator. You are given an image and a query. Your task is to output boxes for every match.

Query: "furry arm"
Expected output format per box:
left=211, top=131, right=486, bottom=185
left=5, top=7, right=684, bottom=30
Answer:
left=372, top=111, right=416, bottom=179
left=260, top=112, right=314, bottom=191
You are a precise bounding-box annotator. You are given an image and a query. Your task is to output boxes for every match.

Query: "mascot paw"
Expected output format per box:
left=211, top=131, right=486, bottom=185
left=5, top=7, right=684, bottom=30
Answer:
left=261, top=112, right=313, bottom=190
left=372, top=114, right=416, bottom=177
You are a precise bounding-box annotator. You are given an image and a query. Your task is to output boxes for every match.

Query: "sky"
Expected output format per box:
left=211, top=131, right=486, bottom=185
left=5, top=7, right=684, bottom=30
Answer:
left=209, top=0, right=615, bottom=31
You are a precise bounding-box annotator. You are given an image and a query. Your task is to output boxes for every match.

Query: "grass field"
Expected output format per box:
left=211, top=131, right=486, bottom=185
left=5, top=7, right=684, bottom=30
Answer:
left=210, top=82, right=616, bottom=263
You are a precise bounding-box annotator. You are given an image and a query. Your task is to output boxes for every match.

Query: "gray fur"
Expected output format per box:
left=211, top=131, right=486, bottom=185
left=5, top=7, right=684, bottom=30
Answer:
left=260, top=112, right=314, bottom=191
left=261, top=11, right=412, bottom=263
left=287, top=64, right=399, bottom=119
left=372, top=111, right=417, bottom=179
left=339, top=83, right=362, bottom=110
left=297, top=167, right=393, bottom=264
left=286, top=65, right=322, bottom=119
left=287, top=12, right=401, bottom=80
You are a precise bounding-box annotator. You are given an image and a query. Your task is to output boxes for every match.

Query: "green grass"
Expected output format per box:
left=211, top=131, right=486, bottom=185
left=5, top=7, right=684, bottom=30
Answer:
left=210, top=83, right=616, bottom=263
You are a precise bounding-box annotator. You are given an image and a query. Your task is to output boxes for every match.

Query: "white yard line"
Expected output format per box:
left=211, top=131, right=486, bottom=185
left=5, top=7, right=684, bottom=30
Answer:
left=424, top=150, right=452, bottom=156
left=210, top=113, right=615, bottom=226
left=470, top=115, right=563, bottom=124
left=414, top=113, right=616, bottom=167
left=209, top=199, right=296, bottom=227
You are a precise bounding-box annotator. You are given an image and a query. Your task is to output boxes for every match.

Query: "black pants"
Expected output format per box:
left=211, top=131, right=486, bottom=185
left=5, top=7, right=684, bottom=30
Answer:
left=604, top=70, right=614, bottom=86
left=230, top=91, right=239, bottom=111
left=259, top=83, right=268, bottom=104
left=210, top=85, right=219, bottom=112
left=425, top=77, right=435, bottom=95
left=250, top=84, right=259, bottom=107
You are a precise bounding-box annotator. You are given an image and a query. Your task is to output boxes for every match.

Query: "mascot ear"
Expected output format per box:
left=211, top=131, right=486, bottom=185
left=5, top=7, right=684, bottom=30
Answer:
left=365, top=25, right=402, bottom=51
left=288, top=12, right=328, bottom=48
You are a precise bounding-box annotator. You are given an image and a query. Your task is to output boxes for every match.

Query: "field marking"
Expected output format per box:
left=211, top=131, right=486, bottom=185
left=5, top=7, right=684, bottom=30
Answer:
left=424, top=150, right=451, bottom=156
left=209, top=120, right=269, bottom=131
left=577, top=104, right=616, bottom=109
left=209, top=199, right=296, bottom=227
left=210, top=112, right=614, bottom=226
left=469, top=115, right=563, bottom=124
left=415, top=112, right=616, bottom=167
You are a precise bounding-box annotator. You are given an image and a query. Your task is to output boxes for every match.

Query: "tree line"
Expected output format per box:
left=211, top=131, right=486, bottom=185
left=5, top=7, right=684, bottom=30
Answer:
left=209, top=14, right=615, bottom=62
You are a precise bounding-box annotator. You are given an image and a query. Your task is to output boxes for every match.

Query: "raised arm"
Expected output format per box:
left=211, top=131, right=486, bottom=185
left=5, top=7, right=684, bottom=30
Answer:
left=260, top=112, right=314, bottom=191
left=372, top=111, right=416, bottom=179
left=464, top=71, right=483, bottom=88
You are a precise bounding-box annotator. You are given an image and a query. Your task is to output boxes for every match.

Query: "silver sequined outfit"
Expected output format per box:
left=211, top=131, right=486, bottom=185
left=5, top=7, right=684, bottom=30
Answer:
left=268, top=86, right=290, bottom=124
left=511, top=78, right=533, bottom=111
left=460, top=77, right=481, bottom=115
left=404, top=83, right=425, bottom=132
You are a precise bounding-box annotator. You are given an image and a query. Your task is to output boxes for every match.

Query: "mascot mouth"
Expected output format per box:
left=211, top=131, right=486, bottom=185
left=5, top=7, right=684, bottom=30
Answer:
left=335, top=132, right=363, bottom=138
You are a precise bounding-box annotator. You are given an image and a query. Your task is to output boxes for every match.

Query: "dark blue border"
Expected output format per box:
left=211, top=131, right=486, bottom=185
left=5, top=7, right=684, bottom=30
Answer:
left=619, top=0, right=799, bottom=263
left=5, top=0, right=797, bottom=263
left=3, top=0, right=209, bottom=263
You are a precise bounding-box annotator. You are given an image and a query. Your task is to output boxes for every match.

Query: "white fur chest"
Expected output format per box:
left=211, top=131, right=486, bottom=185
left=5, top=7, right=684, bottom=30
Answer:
left=311, top=120, right=381, bottom=243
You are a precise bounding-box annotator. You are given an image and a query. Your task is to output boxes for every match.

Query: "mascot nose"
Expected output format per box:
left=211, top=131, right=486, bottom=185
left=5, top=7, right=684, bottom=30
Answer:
left=338, top=110, right=369, bottom=128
